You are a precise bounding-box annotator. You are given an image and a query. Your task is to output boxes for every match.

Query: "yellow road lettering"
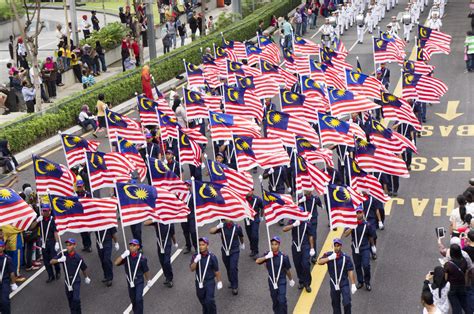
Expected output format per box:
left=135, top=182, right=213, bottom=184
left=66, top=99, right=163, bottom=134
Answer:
left=439, top=125, right=454, bottom=137
left=433, top=198, right=456, bottom=217
left=452, top=157, right=471, bottom=171
left=431, top=157, right=449, bottom=172
left=383, top=198, right=404, bottom=216
left=411, top=157, right=427, bottom=171
left=412, top=198, right=430, bottom=217
left=457, top=125, right=474, bottom=136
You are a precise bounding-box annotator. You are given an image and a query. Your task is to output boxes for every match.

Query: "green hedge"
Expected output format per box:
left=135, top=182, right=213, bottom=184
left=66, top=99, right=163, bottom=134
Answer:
left=1, top=0, right=300, bottom=153
left=80, top=22, right=129, bottom=50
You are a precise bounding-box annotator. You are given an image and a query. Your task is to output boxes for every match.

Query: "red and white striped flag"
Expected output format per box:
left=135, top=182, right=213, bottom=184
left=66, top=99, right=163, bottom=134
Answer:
left=327, top=87, right=380, bottom=117
left=209, top=111, right=261, bottom=141
left=117, top=136, right=148, bottom=182
left=403, top=60, right=435, bottom=75
left=86, top=152, right=135, bottom=191
left=327, top=184, right=366, bottom=229
left=203, top=94, right=223, bottom=112
left=153, top=187, right=190, bottom=224
left=50, top=195, right=118, bottom=234
left=252, top=136, right=291, bottom=169
left=178, top=129, right=202, bottom=166
left=207, top=160, right=253, bottom=196
left=402, top=72, right=448, bottom=103
left=148, top=157, right=188, bottom=201
left=263, top=191, right=310, bottom=226
left=294, top=154, right=331, bottom=195
left=60, top=134, right=99, bottom=168
left=106, top=109, right=145, bottom=145
left=293, top=36, right=320, bottom=56
left=380, top=92, right=422, bottom=131
left=0, top=188, right=37, bottom=229
left=345, top=69, right=384, bottom=100
left=116, top=183, right=157, bottom=226
left=366, top=118, right=417, bottom=154
left=348, top=157, right=390, bottom=203
left=33, top=155, right=76, bottom=196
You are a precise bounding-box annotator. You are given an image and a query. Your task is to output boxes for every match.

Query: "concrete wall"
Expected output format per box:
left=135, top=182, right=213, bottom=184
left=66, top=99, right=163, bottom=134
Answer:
left=0, top=16, right=26, bottom=42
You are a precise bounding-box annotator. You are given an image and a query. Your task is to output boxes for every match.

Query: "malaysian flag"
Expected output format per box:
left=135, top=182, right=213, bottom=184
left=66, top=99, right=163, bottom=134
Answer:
left=0, top=188, right=37, bottom=229
left=327, top=87, right=380, bottom=117
left=294, top=153, right=330, bottom=195
left=158, top=110, right=180, bottom=140
left=236, top=75, right=279, bottom=99
left=265, top=109, right=320, bottom=148
left=224, top=84, right=263, bottom=122
left=345, top=69, right=384, bottom=100
left=327, top=184, right=365, bottom=229
left=192, top=181, right=254, bottom=227
left=309, top=60, right=328, bottom=83
left=320, top=46, right=352, bottom=72
left=354, top=139, right=409, bottom=178
left=209, top=111, right=261, bottom=141
left=260, top=60, right=298, bottom=88
left=117, top=136, right=147, bottom=181
left=402, top=71, right=448, bottom=103
left=245, top=44, right=263, bottom=66
left=403, top=60, right=435, bottom=76
left=183, top=88, right=209, bottom=119
left=317, top=112, right=354, bottom=146
left=356, top=58, right=362, bottom=73
left=293, top=36, right=320, bottom=56
left=207, top=159, right=253, bottom=196
left=282, top=48, right=310, bottom=75
left=347, top=157, right=390, bottom=203
left=380, top=32, right=406, bottom=55
left=148, top=157, right=187, bottom=200
left=295, top=135, right=334, bottom=167
left=332, top=38, right=348, bottom=57
left=136, top=95, right=160, bottom=125
left=300, top=75, right=326, bottom=99
left=380, top=92, right=421, bottom=131
left=178, top=129, right=202, bottom=166
left=262, top=191, right=310, bottom=226
left=49, top=195, right=118, bottom=234
left=154, top=187, right=190, bottom=224
left=216, top=45, right=237, bottom=65
left=233, top=135, right=290, bottom=170
left=418, top=25, right=451, bottom=54
left=202, top=55, right=224, bottom=88
left=184, top=62, right=205, bottom=87
left=280, top=89, right=318, bottom=123
left=365, top=117, right=417, bottom=154
left=222, top=37, right=247, bottom=60
left=203, top=94, right=223, bottom=112
left=86, top=152, right=134, bottom=191
left=373, top=38, right=404, bottom=64
left=116, top=182, right=157, bottom=226
left=227, top=59, right=246, bottom=85
left=257, top=35, right=280, bottom=65
left=33, top=155, right=76, bottom=196
left=106, top=109, right=145, bottom=144
left=60, top=134, right=99, bottom=168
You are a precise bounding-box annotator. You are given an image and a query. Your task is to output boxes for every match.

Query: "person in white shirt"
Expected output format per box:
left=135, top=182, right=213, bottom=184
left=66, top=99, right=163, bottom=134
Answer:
left=427, top=13, right=442, bottom=31
left=80, top=15, right=91, bottom=39
left=388, top=16, right=401, bottom=36
left=356, top=12, right=365, bottom=43
left=78, top=104, right=97, bottom=131
left=423, top=267, right=450, bottom=314
left=55, top=24, right=65, bottom=45
left=421, top=289, right=443, bottom=314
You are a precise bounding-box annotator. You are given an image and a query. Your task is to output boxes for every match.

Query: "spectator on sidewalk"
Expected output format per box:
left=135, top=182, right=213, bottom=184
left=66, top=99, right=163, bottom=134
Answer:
left=166, top=18, right=178, bottom=49
left=465, top=31, right=474, bottom=73
left=96, top=40, right=107, bottom=73
left=207, top=16, right=214, bottom=34
left=0, top=140, right=18, bottom=174
left=131, top=38, right=140, bottom=67
left=189, top=11, right=198, bottom=41
left=55, top=24, right=65, bottom=46
left=141, top=65, right=153, bottom=100
left=17, top=37, right=28, bottom=70
left=178, top=22, right=187, bottom=47
left=197, top=13, right=204, bottom=37
left=270, top=15, right=278, bottom=28
left=81, top=69, right=96, bottom=89
left=119, top=7, right=127, bottom=24
left=121, top=39, right=131, bottom=72
left=162, top=27, right=172, bottom=54
left=21, top=81, right=35, bottom=113
left=91, top=11, right=100, bottom=32
left=78, top=104, right=97, bottom=131
left=9, top=70, right=23, bottom=112
left=257, top=19, right=265, bottom=36
left=81, top=15, right=92, bottom=39
left=294, top=8, right=303, bottom=36
left=56, top=51, right=65, bottom=87
left=41, top=57, right=58, bottom=99
left=70, top=52, right=83, bottom=83
left=95, top=93, right=108, bottom=137
left=8, top=35, right=14, bottom=61
left=29, top=66, right=50, bottom=103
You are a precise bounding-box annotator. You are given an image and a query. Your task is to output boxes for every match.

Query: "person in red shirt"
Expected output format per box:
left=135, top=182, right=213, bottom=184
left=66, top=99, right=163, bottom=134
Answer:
left=131, top=38, right=140, bottom=67
left=141, top=65, right=153, bottom=100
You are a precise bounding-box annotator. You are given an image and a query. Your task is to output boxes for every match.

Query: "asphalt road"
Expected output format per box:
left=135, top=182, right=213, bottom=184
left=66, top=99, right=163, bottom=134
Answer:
left=1, top=0, right=471, bottom=312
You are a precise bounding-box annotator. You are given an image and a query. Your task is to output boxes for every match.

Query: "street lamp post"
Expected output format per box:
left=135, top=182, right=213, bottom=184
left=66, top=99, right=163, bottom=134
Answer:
left=144, top=0, right=157, bottom=59
left=69, top=0, right=79, bottom=46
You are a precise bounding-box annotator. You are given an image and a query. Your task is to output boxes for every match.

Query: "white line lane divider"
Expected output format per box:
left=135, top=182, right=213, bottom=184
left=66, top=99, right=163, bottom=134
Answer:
left=123, top=248, right=183, bottom=314
left=310, top=29, right=322, bottom=39
left=348, top=28, right=369, bottom=52
left=10, top=266, right=46, bottom=299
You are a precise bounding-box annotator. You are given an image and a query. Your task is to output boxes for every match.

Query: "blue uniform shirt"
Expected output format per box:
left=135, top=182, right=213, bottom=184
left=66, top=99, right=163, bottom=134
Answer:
left=322, top=252, right=354, bottom=288
left=299, top=195, right=322, bottom=220
left=55, top=251, right=87, bottom=284
left=265, top=251, right=291, bottom=284
left=41, top=217, right=57, bottom=243
left=362, top=196, right=382, bottom=222
left=246, top=195, right=263, bottom=222
left=95, top=227, right=117, bottom=247
left=268, top=166, right=288, bottom=193
left=350, top=221, right=376, bottom=251
left=119, top=253, right=149, bottom=284
left=289, top=220, right=313, bottom=248
left=0, top=254, right=13, bottom=281
left=154, top=223, right=175, bottom=248
left=219, top=223, right=243, bottom=255
left=191, top=252, right=219, bottom=282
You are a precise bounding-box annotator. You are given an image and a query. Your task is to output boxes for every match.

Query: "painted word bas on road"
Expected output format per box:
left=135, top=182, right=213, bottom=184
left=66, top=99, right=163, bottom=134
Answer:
left=385, top=197, right=458, bottom=217
left=421, top=125, right=474, bottom=137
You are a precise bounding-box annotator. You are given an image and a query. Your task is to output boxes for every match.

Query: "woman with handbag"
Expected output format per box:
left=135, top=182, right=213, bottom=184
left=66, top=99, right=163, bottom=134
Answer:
left=41, top=57, right=58, bottom=99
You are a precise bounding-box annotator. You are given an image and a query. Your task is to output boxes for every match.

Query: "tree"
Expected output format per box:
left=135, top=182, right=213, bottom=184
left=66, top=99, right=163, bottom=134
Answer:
left=8, top=0, right=45, bottom=112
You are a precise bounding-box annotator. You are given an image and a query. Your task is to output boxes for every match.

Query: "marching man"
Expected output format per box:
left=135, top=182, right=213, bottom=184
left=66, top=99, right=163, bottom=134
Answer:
left=356, top=11, right=365, bottom=43
left=427, top=11, right=442, bottom=31
left=319, top=18, right=336, bottom=47
left=388, top=16, right=401, bottom=37
left=402, top=7, right=412, bottom=42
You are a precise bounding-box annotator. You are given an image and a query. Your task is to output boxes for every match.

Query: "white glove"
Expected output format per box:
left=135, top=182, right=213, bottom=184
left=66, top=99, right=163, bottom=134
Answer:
left=10, top=283, right=18, bottom=291
left=58, top=256, right=67, bottom=263
left=310, top=248, right=316, bottom=257
left=292, top=220, right=301, bottom=227
left=203, top=153, right=208, bottom=159
left=36, top=215, right=43, bottom=223
left=174, top=242, right=179, bottom=248
left=298, top=196, right=306, bottom=204
left=216, top=222, right=224, bottom=229
left=289, top=279, right=295, bottom=287
left=327, top=253, right=337, bottom=261
left=54, top=242, right=60, bottom=251
left=287, top=187, right=292, bottom=193
left=258, top=175, right=263, bottom=183
left=351, top=284, right=357, bottom=294
left=371, top=246, right=377, bottom=254
left=265, top=251, right=273, bottom=259
left=84, top=277, right=91, bottom=285
left=268, top=168, right=275, bottom=175
left=121, top=250, right=130, bottom=259
left=146, top=280, right=153, bottom=288
left=216, top=281, right=223, bottom=290
left=378, top=221, right=384, bottom=229
left=194, top=253, right=202, bottom=264
left=201, top=163, right=206, bottom=169
left=114, top=242, right=120, bottom=251
left=240, top=243, right=245, bottom=250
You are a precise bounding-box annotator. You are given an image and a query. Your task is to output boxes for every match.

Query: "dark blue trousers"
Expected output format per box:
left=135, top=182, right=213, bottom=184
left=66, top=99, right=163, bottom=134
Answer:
left=65, top=281, right=81, bottom=314
left=268, top=280, right=287, bottom=314
left=353, top=248, right=371, bottom=285
left=222, top=250, right=239, bottom=289
left=128, top=281, right=144, bottom=314
left=43, top=242, right=60, bottom=278
left=330, top=284, right=351, bottom=314
left=196, top=280, right=216, bottom=314
left=97, top=243, right=113, bottom=281
left=292, top=245, right=311, bottom=287
left=158, top=244, right=173, bottom=282
left=244, top=220, right=260, bottom=254
left=0, top=281, right=10, bottom=314
left=181, top=221, right=197, bottom=251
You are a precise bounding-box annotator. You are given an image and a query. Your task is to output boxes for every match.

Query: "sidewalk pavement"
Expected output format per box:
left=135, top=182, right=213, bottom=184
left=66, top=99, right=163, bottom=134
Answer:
left=0, top=4, right=231, bottom=125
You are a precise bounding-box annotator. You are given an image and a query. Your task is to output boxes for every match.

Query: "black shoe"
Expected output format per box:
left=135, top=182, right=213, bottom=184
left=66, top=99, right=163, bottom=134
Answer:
left=46, top=277, right=54, bottom=283
left=372, top=253, right=378, bottom=260
left=366, top=284, right=372, bottom=291
left=311, top=257, right=317, bottom=264
left=106, top=280, right=113, bottom=287
left=232, top=288, right=238, bottom=295
left=183, top=247, right=191, bottom=254
left=82, top=247, right=92, bottom=253
left=356, top=282, right=364, bottom=289
left=392, top=192, right=397, bottom=197
left=298, top=283, right=304, bottom=290
left=165, top=281, right=173, bottom=288
left=249, top=252, right=256, bottom=257
left=55, top=272, right=61, bottom=280
left=101, top=279, right=108, bottom=283
left=305, top=285, right=312, bottom=293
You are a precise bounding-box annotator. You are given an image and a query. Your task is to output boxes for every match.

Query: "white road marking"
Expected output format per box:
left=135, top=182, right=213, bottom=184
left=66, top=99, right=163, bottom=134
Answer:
left=310, top=29, right=321, bottom=39
left=10, top=266, right=46, bottom=299
left=123, top=248, right=183, bottom=314
left=348, top=28, right=369, bottom=52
